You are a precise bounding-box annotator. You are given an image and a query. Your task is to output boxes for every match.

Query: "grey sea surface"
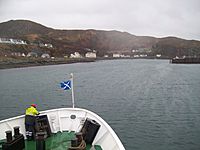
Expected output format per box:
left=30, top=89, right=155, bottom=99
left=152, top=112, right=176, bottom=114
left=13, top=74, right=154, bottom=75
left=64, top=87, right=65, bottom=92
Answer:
left=0, top=59, right=200, bottom=150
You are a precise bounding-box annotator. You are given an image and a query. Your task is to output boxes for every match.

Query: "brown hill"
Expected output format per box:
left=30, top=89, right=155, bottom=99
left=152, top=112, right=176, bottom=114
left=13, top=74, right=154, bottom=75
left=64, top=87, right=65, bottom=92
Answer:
left=0, top=19, right=200, bottom=57
left=0, top=20, right=53, bottom=37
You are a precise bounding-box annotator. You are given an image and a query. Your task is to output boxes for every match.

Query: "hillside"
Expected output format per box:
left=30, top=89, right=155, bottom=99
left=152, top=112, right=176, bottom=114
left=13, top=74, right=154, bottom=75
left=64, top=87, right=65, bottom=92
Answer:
left=0, top=19, right=200, bottom=57
left=0, top=20, right=53, bottom=37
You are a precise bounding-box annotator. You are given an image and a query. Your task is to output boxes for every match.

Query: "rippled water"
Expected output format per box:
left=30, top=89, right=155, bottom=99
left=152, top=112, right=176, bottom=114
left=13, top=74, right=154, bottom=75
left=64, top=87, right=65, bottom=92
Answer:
left=0, top=59, right=200, bottom=150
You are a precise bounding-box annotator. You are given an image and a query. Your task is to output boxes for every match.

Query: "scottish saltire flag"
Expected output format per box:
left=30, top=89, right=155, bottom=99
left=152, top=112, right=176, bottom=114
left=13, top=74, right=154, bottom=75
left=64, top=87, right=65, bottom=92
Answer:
left=60, top=80, right=71, bottom=90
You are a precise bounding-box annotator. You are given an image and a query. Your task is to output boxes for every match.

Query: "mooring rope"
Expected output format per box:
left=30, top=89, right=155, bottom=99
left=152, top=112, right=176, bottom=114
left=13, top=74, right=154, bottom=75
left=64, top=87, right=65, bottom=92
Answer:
left=68, top=140, right=86, bottom=150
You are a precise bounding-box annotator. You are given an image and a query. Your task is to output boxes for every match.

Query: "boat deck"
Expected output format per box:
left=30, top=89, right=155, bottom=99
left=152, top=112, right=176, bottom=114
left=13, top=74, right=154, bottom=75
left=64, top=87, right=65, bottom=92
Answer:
left=0, top=131, right=102, bottom=150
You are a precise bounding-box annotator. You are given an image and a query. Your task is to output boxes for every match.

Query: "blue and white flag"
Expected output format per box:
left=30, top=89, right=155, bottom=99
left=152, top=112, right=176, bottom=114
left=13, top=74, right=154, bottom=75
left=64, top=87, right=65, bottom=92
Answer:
left=60, top=80, right=71, bottom=90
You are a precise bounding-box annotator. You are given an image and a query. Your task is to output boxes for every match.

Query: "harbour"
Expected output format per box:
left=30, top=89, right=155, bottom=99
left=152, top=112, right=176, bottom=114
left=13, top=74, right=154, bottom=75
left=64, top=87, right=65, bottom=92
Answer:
left=0, top=59, right=200, bottom=150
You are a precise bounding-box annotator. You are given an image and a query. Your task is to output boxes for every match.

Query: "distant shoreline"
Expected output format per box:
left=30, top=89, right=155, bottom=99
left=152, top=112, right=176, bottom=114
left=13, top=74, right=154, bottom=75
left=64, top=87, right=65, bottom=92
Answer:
left=0, top=58, right=96, bottom=69
left=0, top=57, right=171, bottom=69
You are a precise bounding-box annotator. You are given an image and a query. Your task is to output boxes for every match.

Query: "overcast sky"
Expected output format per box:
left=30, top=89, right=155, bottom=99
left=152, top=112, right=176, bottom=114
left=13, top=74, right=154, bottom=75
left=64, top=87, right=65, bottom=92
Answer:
left=0, top=0, right=200, bottom=40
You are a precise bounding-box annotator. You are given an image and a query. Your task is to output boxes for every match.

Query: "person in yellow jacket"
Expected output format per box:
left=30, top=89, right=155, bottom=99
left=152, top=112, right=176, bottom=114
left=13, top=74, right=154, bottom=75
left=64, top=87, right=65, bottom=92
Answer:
left=25, top=104, right=39, bottom=140
left=26, top=104, right=39, bottom=116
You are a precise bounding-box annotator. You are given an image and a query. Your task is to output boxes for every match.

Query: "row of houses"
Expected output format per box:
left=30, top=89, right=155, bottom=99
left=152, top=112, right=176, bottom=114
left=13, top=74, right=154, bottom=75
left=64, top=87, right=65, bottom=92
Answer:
left=112, top=53, right=162, bottom=58
left=0, top=38, right=27, bottom=45
left=113, top=54, right=131, bottom=58
left=9, top=51, right=97, bottom=59
left=69, top=52, right=160, bottom=58
left=37, top=43, right=53, bottom=48
left=70, top=52, right=154, bottom=58
left=0, top=37, right=53, bottom=48
left=112, top=53, right=148, bottom=58
left=11, top=52, right=51, bottom=58
left=68, top=52, right=97, bottom=58
left=9, top=51, right=163, bottom=59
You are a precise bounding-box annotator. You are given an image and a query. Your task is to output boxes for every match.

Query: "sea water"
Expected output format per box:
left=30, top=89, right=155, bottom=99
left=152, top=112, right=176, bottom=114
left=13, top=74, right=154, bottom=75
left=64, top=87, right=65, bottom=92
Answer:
left=0, top=59, right=200, bottom=150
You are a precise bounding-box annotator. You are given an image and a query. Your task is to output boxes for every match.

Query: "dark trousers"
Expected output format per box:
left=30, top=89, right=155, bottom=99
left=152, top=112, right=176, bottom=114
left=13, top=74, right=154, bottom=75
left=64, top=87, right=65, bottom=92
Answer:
left=25, top=115, right=36, bottom=140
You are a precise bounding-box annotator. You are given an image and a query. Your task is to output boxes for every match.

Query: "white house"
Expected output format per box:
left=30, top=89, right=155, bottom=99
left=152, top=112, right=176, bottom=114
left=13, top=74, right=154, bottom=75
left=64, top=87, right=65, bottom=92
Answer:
left=113, top=54, right=120, bottom=58
left=45, top=44, right=53, bottom=48
left=118, top=54, right=131, bottom=58
left=134, top=55, right=139, bottom=58
left=156, top=54, right=161, bottom=57
left=132, top=49, right=139, bottom=53
left=10, top=39, right=27, bottom=45
left=11, top=52, right=22, bottom=57
left=85, top=52, right=96, bottom=58
left=139, top=54, right=147, bottom=57
left=27, top=52, right=38, bottom=57
left=0, top=38, right=27, bottom=45
left=0, top=38, right=11, bottom=44
left=70, top=52, right=82, bottom=58
left=64, top=55, right=68, bottom=59
left=41, top=53, right=50, bottom=58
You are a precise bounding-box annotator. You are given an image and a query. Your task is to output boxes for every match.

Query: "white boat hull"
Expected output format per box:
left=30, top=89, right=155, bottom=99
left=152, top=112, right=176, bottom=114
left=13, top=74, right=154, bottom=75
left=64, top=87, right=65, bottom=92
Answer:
left=0, top=108, right=125, bottom=150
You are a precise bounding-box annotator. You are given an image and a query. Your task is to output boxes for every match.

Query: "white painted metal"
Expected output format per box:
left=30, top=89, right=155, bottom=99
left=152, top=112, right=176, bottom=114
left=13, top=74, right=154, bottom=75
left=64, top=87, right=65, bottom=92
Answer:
left=0, top=108, right=125, bottom=150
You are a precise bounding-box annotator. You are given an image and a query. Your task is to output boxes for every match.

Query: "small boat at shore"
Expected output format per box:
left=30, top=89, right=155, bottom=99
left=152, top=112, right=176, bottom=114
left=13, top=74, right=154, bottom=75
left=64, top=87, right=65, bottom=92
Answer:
left=0, top=107, right=125, bottom=150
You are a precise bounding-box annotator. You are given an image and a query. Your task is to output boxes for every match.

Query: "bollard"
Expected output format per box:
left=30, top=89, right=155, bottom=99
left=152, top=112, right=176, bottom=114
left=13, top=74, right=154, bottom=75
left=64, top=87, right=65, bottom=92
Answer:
left=14, top=126, right=20, bottom=137
left=36, top=132, right=46, bottom=150
left=5, top=131, right=12, bottom=143
left=3, top=130, right=25, bottom=150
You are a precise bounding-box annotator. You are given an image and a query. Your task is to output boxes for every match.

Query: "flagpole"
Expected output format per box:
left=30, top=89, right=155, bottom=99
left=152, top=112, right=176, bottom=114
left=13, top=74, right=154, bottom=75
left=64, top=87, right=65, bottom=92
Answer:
left=70, top=73, right=75, bottom=108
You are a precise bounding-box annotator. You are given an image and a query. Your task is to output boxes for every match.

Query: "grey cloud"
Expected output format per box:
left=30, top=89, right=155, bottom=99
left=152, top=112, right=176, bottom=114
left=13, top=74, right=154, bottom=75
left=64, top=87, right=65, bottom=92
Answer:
left=0, top=0, right=199, bottom=40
